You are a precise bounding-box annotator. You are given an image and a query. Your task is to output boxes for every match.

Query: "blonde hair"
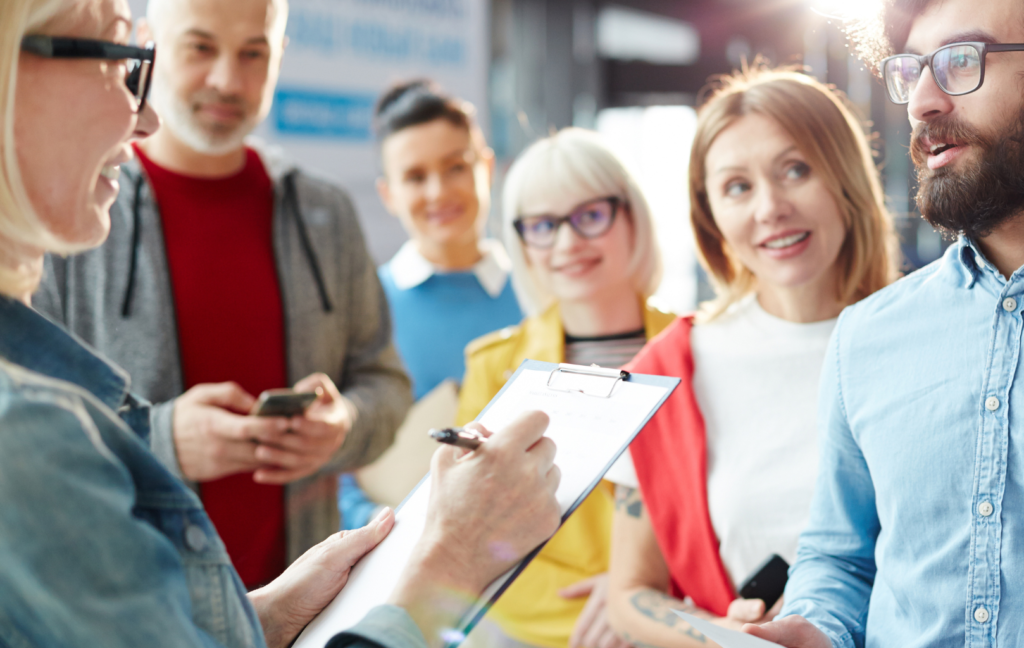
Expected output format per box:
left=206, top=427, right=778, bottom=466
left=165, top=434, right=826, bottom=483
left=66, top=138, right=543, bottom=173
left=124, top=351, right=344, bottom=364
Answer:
left=501, top=127, right=663, bottom=316
left=0, top=0, right=89, bottom=298
left=690, top=66, right=898, bottom=321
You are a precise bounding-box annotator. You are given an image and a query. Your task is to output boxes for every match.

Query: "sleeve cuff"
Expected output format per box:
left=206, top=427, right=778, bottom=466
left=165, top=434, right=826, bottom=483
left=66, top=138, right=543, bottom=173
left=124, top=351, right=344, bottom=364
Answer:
left=149, top=400, right=185, bottom=480
left=325, top=605, right=428, bottom=648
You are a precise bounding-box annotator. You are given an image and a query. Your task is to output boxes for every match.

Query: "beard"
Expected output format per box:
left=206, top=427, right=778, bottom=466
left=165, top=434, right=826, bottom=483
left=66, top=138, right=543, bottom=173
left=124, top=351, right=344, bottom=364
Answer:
left=148, top=74, right=258, bottom=156
left=910, top=109, right=1024, bottom=240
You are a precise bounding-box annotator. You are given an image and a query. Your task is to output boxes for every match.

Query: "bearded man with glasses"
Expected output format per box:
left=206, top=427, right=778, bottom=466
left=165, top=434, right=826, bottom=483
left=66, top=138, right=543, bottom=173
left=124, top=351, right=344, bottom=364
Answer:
left=742, top=1, right=1024, bottom=647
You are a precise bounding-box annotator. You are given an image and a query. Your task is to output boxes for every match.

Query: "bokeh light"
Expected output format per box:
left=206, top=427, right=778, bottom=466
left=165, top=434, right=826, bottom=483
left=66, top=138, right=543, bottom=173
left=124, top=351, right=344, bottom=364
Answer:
left=811, top=0, right=885, bottom=23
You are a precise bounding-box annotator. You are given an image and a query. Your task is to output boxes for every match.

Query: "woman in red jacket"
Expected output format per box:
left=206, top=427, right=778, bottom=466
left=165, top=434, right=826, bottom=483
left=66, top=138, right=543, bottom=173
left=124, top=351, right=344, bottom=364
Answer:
left=605, top=66, right=898, bottom=647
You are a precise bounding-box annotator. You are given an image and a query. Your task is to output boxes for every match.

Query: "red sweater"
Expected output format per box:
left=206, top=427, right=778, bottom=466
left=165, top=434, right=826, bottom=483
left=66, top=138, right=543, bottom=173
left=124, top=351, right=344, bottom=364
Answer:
left=137, top=145, right=287, bottom=588
left=624, top=316, right=736, bottom=616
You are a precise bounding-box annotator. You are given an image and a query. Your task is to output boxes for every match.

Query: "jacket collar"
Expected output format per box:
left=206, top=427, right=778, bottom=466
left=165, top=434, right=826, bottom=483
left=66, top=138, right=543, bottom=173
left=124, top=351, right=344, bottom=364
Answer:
left=389, top=239, right=512, bottom=298
left=0, top=296, right=130, bottom=411
left=518, top=298, right=675, bottom=367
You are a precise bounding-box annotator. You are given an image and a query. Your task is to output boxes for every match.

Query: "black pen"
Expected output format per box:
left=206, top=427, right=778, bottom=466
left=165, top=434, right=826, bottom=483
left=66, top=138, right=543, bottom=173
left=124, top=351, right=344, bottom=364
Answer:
left=429, top=427, right=487, bottom=450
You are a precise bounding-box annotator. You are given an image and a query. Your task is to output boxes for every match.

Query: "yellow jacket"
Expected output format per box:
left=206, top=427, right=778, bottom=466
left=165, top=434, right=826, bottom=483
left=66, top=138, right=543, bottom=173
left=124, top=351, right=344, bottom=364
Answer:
left=458, top=301, right=676, bottom=648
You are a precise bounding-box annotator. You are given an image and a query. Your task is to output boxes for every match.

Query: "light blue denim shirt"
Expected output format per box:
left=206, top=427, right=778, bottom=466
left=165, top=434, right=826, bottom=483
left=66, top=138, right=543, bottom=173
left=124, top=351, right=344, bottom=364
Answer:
left=0, top=296, right=425, bottom=648
left=781, top=239, right=1024, bottom=648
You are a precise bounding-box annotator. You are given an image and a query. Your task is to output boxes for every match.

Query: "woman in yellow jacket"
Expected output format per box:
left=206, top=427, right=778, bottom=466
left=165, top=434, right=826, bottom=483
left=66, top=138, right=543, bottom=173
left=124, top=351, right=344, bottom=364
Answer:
left=458, top=127, right=674, bottom=648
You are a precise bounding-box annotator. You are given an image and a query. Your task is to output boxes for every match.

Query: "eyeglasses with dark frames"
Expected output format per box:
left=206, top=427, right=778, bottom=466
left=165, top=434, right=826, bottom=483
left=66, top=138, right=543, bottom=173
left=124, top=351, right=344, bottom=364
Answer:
left=20, top=35, right=156, bottom=112
left=881, top=41, right=1024, bottom=104
left=514, top=196, right=622, bottom=249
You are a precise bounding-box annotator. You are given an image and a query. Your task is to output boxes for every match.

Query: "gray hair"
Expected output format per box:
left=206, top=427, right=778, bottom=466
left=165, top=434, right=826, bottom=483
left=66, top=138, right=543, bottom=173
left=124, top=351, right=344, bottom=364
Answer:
left=501, top=127, right=663, bottom=315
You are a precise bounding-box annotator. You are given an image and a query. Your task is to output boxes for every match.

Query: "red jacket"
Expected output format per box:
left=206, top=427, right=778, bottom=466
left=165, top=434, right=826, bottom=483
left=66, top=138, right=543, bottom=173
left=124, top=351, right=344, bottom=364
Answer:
left=624, top=316, right=736, bottom=616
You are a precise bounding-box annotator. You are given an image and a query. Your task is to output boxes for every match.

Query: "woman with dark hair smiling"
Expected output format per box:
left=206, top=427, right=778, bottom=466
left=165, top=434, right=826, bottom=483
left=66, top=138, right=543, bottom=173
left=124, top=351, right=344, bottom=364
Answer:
left=338, top=80, right=523, bottom=531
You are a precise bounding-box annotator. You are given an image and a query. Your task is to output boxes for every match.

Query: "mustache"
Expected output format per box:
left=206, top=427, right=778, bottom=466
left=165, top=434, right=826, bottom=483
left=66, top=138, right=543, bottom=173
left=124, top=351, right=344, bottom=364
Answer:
left=189, top=89, right=248, bottom=111
left=910, top=116, right=992, bottom=168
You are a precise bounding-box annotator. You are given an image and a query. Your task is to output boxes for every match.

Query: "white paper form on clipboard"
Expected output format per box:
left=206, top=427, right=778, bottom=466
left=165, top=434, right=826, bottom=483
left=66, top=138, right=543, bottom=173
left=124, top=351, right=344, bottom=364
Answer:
left=294, top=360, right=680, bottom=648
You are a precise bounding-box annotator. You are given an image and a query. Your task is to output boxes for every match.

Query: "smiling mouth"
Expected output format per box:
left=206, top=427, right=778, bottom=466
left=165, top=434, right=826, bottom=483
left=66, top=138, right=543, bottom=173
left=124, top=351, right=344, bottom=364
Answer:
left=930, top=142, right=959, bottom=156
left=762, top=232, right=809, bottom=249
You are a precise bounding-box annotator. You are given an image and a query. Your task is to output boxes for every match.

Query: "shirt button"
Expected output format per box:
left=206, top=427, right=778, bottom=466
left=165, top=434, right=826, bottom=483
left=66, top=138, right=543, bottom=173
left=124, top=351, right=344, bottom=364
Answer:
left=1003, top=297, right=1018, bottom=312
left=184, top=524, right=208, bottom=552
left=986, top=396, right=1000, bottom=412
left=979, top=501, right=994, bottom=517
left=975, top=606, right=990, bottom=623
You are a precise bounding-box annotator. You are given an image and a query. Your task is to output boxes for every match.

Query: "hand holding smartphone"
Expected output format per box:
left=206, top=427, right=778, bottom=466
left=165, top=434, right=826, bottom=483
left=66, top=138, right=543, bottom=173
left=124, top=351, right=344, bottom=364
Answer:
left=737, top=554, right=789, bottom=610
left=250, top=387, right=322, bottom=418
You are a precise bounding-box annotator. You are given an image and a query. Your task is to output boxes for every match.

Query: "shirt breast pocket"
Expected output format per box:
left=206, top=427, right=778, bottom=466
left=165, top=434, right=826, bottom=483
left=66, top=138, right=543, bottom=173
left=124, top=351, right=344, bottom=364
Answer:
left=134, top=492, right=263, bottom=648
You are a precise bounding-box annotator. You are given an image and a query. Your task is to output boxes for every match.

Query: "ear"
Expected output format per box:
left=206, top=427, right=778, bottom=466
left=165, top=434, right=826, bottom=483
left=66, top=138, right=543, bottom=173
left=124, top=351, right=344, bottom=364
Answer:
left=137, top=18, right=154, bottom=44
left=481, top=146, right=496, bottom=188
left=376, top=176, right=396, bottom=216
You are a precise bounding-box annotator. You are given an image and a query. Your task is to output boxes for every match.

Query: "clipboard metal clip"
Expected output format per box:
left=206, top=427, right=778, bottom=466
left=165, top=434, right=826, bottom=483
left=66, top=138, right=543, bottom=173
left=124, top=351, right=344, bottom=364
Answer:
left=546, top=363, right=630, bottom=398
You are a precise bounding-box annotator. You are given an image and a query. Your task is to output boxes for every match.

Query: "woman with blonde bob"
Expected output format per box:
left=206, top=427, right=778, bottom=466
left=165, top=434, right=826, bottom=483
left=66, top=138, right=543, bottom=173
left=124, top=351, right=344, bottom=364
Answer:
left=0, top=1, right=563, bottom=646
left=604, top=66, right=898, bottom=647
left=457, top=127, right=674, bottom=648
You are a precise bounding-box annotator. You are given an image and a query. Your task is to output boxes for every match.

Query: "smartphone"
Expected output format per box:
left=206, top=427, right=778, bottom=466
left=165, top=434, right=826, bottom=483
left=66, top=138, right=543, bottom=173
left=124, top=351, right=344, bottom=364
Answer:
left=737, top=554, right=790, bottom=610
left=251, top=388, right=320, bottom=417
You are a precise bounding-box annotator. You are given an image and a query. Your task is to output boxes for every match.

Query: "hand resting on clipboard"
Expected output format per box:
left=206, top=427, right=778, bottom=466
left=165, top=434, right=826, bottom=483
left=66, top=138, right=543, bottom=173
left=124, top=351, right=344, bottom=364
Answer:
left=294, top=360, right=679, bottom=648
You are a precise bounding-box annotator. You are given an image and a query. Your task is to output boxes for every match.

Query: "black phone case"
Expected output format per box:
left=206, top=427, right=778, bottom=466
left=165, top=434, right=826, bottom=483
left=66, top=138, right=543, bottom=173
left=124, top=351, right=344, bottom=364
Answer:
left=254, top=392, right=317, bottom=417
left=737, top=554, right=789, bottom=610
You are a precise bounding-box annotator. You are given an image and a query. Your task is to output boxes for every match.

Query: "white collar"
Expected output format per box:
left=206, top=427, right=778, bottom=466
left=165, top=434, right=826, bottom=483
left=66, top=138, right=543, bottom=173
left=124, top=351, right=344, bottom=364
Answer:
left=388, top=239, right=512, bottom=298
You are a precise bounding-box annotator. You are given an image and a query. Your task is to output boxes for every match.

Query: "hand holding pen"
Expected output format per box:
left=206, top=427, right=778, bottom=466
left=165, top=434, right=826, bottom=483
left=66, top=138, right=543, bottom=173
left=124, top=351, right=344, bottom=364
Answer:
left=428, top=426, right=489, bottom=450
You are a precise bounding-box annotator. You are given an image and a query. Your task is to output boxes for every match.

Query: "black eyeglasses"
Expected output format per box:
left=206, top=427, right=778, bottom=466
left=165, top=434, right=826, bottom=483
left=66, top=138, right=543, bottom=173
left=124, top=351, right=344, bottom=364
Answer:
left=514, top=197, right=621, bottom=249
left=20, top=35, right=156, bottom=112
left=881, top=41, right=1024, bottom=104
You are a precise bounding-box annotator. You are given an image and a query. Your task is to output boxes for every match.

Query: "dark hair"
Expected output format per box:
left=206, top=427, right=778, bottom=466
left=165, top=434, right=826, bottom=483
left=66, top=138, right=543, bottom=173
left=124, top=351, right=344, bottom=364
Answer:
left=848, top=0, right=934, bottom=73
left=373, top=79, right=478, bottom=143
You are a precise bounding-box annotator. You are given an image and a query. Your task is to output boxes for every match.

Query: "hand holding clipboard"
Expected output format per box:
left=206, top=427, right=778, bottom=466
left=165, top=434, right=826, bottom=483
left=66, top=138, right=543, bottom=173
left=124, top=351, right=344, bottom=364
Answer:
left=294, top=361, right=679, bottom=648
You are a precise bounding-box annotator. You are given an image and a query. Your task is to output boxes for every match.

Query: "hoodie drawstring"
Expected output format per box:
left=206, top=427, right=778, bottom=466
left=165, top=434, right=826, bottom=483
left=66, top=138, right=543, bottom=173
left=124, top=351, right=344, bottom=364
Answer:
left=120, top=169, right=334, bottom=318
left=120, top=174, right=145, bottom=318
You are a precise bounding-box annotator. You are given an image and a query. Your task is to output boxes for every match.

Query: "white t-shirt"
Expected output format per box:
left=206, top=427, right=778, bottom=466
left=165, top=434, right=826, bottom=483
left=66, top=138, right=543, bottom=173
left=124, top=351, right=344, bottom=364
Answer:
left=605, top=295, right=836, bottom=588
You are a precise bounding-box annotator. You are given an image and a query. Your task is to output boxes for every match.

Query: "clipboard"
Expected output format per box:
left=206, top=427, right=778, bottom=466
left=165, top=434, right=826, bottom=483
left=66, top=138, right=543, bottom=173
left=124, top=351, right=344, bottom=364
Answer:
left=294, top=359, right=680, bottom=648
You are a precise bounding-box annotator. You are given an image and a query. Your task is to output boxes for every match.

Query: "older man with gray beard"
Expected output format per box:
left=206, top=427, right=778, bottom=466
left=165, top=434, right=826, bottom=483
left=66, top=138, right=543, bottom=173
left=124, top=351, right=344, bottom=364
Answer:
left=35, top=0, right=411, bottom=589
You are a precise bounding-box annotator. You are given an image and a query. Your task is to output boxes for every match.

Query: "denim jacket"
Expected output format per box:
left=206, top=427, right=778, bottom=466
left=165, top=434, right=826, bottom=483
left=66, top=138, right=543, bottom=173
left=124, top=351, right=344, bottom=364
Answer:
left=0, top=296, right=264, bottom=647
left=0, top=296, right=425, bottom=648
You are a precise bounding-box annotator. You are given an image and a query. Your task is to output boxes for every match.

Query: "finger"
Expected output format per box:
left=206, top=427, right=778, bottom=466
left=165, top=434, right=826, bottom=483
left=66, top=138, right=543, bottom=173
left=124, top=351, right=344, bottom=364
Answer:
left=579, top=609, right=609, bottom=648
left=728, top=598, right=766, bottom=623
left=287, top=417, right=345, bottom=439
left=254, top=465, right=316, bottom=484
left=595, top=628, right=625, bottom=648
left=191, top=381, right=257, bottom=413
left=294, top=372, right=338, bottom=403
left=527, top=436, right=557, bottom=473
left=253, top=429, right=326, bottom=455
left=463, top=421, right=494, bottom=439
left=568, top=600, right=599, bottom=648
left=319, top=507, right=395, bottom=575
left=235, top=415, right=290, bottom=441
left=546, top=463, right=562, bottom=494
left=743, top=616, right=822, bottom=648
left=213, top=439, right=264, bottom=472
left=559, top=575, right=599, bottom=599
left=489, top=410, right=550, bottom=453
left=254, top=444, right=315, bottom=469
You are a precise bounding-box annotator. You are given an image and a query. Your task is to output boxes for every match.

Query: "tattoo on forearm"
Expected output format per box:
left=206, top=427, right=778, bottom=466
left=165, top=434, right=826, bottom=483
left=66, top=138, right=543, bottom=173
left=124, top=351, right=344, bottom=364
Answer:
left=629, top=590, right=707, bottom=643
left=615, top=485, right=644, bottom=518
left=620, top=631, right=669, bottom=648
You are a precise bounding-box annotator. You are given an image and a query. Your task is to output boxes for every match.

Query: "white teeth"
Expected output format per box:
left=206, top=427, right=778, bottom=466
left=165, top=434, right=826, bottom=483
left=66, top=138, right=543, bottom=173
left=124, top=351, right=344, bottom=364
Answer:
left=100, top=165, right=121, bottom=180
left=763, top=232, right=810, bottom=249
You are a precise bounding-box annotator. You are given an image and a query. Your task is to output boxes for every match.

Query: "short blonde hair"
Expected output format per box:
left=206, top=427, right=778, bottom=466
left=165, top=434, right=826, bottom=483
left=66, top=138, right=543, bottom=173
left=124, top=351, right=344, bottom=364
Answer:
left=0, top=0, right=87, bottom=298
left=501, top=127, right=663, bottom=315
left=690, top=66, right=898, bottom=321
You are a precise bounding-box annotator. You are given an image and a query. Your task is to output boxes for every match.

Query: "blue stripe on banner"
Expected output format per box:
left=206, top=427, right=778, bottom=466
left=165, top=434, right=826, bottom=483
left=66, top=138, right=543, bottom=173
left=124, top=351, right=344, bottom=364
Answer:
left=272, top=87, right=376, bottom=140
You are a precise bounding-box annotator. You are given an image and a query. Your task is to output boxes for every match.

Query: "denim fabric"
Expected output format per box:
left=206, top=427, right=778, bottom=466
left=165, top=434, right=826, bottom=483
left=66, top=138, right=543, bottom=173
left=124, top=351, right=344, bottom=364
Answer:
left=0, top=296, right=264, bottom=648
left=782, top=239, right=1024, bottom=648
